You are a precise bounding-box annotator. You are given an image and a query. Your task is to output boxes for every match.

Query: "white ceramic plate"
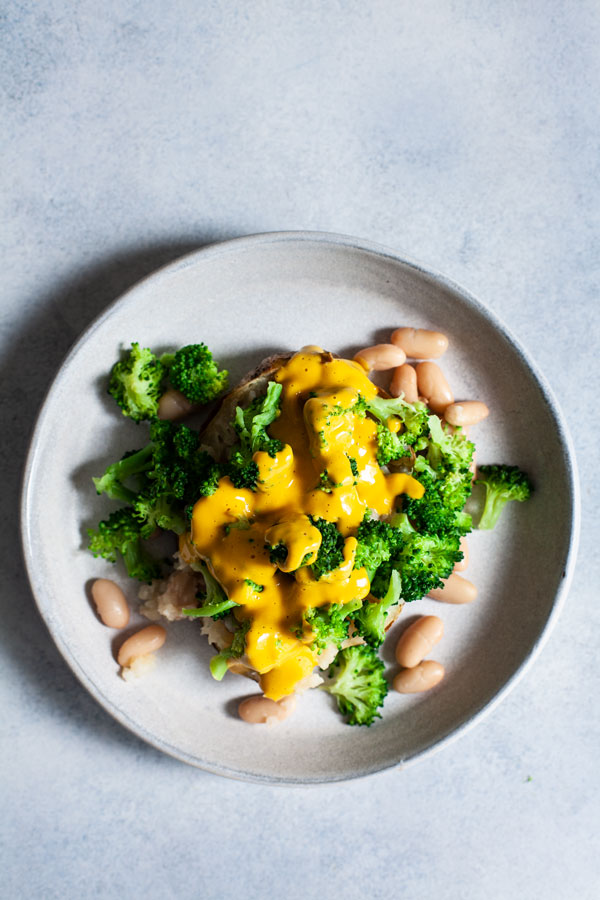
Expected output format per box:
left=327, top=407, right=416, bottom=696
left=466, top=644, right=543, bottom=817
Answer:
left=21, top=232, right=579, bottom=783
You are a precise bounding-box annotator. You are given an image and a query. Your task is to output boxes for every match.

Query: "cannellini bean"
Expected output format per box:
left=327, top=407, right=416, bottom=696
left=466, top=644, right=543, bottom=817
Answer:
left=445, top=401, right=489, bottom=427
left=354, top=344, right=407, bottom=372
left=157, top=389, right=196, bottom=421
left=395, top=615, right=444, bottom=668
left=238, top=694, right=297, bottom=724
left=91, top=578, right=130, bottom=628
left=428, top=573, right=477, bottom=604
left=393, top=660, right=445, bottom=693
left=415, top=362, right=454, bottom=413
left=390, top=363, right=419, bottom=402
left=391, top=327, right=448, bottom=359
left=117, top=625, right=167, bottom=667
left=454, top=537, right=469, bottom=572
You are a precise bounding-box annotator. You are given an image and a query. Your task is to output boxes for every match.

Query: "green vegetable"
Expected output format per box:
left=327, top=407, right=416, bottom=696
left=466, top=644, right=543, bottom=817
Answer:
left=208, top=620, right=251, bottom=681
left=108, top=342, right=167, bottom=422
left=299, top=600, right=361, bottom=652
left=353, top=570, right=401, bottom=647
left=475, top=464, right=533, bottom=530
left=244, top=579, right=264, bottom=593
left=182, top=563, right=238, bottom=618
left=87, top=507, right=161, bottom=582
left=353, top=513, right=404, bottom=580
left=227, top=382, right=284, bottom=489
left=92, top=446, right=153, bottom=504
left=308, top=517, right=345, bottom=579
left=161, top=343, right=229, bottom=405
left=370, top=514, right=462, bottom=604
left=323, top=645, right=388, bottom=726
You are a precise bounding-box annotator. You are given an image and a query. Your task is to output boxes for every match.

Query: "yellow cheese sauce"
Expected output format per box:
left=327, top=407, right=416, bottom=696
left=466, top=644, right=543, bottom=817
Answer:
left=187, top=347, right=424, bottom=700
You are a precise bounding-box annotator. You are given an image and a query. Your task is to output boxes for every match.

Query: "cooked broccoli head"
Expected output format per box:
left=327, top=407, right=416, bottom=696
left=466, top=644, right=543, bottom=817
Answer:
left=308, top=517, right=345, bottom=579
left=323, top=644, right=389, bottom=726
left=353, top=570, right=402, bottom=647
left=475, top=464, right=533, bottom=530
left=87, top=507, right=161, bottom=582
left=162, top=344, right=229, bottom=405
left=108, top=343, right=167, bottom=422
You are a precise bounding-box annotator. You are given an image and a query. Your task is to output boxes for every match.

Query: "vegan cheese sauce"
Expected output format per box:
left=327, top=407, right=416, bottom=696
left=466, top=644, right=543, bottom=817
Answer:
left=187, top=347, right=423, bottom=700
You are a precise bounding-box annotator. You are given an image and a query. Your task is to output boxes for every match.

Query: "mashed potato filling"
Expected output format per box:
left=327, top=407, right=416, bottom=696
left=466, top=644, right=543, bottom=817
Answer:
left=186, top=347, right=424, bottom=700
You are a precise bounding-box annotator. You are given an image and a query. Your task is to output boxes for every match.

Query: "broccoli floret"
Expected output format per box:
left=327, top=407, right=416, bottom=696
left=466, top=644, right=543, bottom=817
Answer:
left=91, top=421, right=223, bottom=545
left=375, top=423, right=412, bottom=466
left=309, top=517, right=345, bottom=579
left=369, top=514, right=462, bottom=603
left=132, top=493, right=187, bottom=536
left=323, top=645, right=388, bottom=726
left=227, top=383, right=284, bottom=489
left=207, top=619, right=251, bottom=681
left=347, top=455, right=359, bottom=477
left=425, top=415, right=475, bottom=475
left=87, top=507, right=161, bottom=582
left=228, top=453, right=260, bottom=490
left=353, top=570, right=401, bottom=647
left=353, top=513, right=404, bottom=579
left=475, top=464, right=533, bottom=530
left=405, top=467, right=472, bottom=537
left=182, top=562, right=238, bottom=618
left=359, top=394, right=430, bottom=447
left=162, top=344, right=229, bottom=405
left=107, top=343, right=167, bottom=422
left=234, top=381, right=283, bottom=454
left=92, top=445, right=154, bottom=503
left=300, top=601, right=360, bottom=652
left=268, top=542, right=288, bottom=566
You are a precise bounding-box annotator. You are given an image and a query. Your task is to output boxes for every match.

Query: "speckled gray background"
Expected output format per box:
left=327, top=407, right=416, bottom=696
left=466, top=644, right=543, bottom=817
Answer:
left=2, top=2, right=598, bottom=898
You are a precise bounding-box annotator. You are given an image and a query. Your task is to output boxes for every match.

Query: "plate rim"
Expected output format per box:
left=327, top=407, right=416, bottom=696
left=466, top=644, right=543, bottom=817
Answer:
left=19, top=230, right=581, bottom=784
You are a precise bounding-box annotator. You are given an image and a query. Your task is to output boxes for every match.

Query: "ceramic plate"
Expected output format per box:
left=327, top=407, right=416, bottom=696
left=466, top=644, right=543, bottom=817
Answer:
left=21, top=232, right=579, bottom=783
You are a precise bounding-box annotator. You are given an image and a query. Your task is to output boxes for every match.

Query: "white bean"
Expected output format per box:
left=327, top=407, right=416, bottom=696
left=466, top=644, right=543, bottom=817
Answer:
left=117, top=625, right=166, bottom=667
left=428, top=573, right=477, bottom=604
left=395, top=616, right=444, bottom=668
left=157, top=389, right=196, bottom=421
left=445, top=401, right=489, bottom=427
left=91, top=578, right=130, bottom=628
left=393, top=660, right=445, bottom=693
left=415, top=362, right=454, bottom=413
left=238, top=694, right=297, bottom=724
left=389, top=363, right=419, bottom=402
left=354, top=344, right=407, bottom=372
left=391, top=327, right=448, bottom=359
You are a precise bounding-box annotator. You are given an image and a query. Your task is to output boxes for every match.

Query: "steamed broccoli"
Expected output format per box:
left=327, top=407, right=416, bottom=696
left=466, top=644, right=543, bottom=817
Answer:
left=359, top=394, right=430, bottom=448
left=425, top=415, right=475, bottom=476
left=87, top=507, right=161, bottom=582
left=182, top=562, right=238, bottom=618
left=353, top=513, right=404, bottom=579
left=370, top=514, right=462, bottom=603
left=161, top=344, right=229, bottom=405
left=309, top=517, right=345, bottom=579
left=92, top=445, right=154, bottom=503
left=353, top=570, right=401, bottom=647
left=299, top=601, right=361, bottom=651
left=91, top=420, right=224, bottom=551
left=475, top=464, right=533, bottom=530
left=226, top=383, right=284, bottom=489
left=375, top=423, right=411, bottom=467
left=323, top=645, right=388, bottom=726
left=207, top=619, right=251, bottom=681
left=405, top=466, right=472, bottom=537
left=108, top=343, right=167, bottom=422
